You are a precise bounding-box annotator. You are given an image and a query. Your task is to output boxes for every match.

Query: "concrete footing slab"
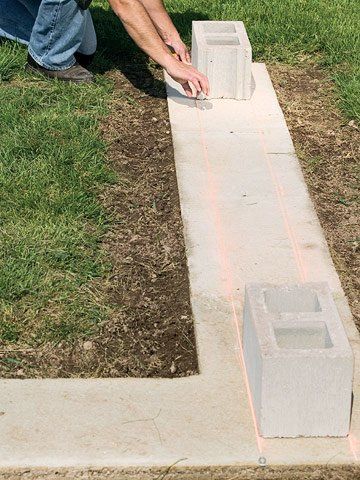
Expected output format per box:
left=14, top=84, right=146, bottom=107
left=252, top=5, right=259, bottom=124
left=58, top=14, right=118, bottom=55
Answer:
left=0, top=63, right=360, bottom=477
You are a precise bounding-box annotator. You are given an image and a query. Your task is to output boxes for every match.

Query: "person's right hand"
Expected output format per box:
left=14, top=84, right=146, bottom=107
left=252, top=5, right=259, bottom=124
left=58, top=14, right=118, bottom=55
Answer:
left=165, top=56, right=210, bottom=98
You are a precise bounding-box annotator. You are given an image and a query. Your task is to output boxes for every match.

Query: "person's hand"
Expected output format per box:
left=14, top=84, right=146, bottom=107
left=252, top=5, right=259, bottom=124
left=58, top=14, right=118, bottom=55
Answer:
left=164, top=56, right=210, bottom=98
left=165, top=35, right=191, bottom=64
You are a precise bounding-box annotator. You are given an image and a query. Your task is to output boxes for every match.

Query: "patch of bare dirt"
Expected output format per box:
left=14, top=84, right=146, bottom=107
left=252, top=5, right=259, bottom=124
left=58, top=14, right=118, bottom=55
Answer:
left=268, top=63, right=359, bottom=327
left=92, top=65, right=198, bottom=378
left=0, top=64, right=198, bottom=379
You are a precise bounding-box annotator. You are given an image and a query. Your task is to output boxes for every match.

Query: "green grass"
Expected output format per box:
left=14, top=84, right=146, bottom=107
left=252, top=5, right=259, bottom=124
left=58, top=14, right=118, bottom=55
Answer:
left=0, top=0, right=358, bottom=355
left=165, top=0, right=360, bottom=121
left=0, top=42, right=116, bottom=347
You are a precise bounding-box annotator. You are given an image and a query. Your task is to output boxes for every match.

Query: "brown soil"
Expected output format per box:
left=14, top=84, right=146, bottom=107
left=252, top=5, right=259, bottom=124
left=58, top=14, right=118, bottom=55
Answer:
left=95, top=65, right=198, bottom=378
left=2, top=464, right=360, bottom=479
left=268, top=63, right=359, bottom=327
left=0, top=64, right=198, bottom=379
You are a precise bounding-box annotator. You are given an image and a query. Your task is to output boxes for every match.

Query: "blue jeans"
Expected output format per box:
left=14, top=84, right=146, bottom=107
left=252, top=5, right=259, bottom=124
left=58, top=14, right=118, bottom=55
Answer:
left=0, top=0, right=97, bottom=70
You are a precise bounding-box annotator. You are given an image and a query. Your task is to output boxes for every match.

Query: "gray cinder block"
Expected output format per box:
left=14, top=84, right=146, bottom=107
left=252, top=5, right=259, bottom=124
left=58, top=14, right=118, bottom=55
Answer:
left=192, top=21, right=252, bottom=100
left=242, top=282, right=353, bottom=438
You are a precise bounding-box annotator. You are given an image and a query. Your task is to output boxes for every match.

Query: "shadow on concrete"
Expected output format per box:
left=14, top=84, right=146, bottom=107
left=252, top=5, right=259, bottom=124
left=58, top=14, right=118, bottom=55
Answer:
left=166, top=81, right=214, bottom=110
left=250, top=73, right=256, bottom=97
left=90, top=6, right=209, bottom=98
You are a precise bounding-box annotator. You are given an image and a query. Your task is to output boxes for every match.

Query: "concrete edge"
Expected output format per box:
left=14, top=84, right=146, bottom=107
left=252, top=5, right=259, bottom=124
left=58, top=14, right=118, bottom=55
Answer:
left=1, top=465, right=360, bottom=480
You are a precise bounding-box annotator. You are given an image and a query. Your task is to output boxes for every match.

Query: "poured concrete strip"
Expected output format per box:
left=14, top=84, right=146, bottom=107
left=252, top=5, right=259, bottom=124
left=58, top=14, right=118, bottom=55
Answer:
left=165, top=63, right=360, bottom=462
left=0, top=64, right=359, bottom=476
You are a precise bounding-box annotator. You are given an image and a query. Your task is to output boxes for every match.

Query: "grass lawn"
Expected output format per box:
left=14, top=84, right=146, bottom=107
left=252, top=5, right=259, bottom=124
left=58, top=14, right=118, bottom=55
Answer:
left=0, top=0, right=358, bottom=377
left=0, top=49, right=116, bottom=359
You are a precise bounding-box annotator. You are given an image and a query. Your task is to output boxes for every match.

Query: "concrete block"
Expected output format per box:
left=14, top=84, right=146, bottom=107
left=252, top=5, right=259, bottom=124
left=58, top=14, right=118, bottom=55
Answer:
left=242, top=282, right=353, bottom=438
left=192, top=21, right=252, bottom=100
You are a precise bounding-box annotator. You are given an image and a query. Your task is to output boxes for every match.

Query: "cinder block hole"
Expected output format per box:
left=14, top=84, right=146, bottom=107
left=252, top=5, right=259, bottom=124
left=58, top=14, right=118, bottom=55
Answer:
left=203, top=23, right=236, bottom=34
left=274, top=322, right=333, bottom=349
left=206, top=36, right=240, bottom=46
left=264, top=287, right=321, bottom=313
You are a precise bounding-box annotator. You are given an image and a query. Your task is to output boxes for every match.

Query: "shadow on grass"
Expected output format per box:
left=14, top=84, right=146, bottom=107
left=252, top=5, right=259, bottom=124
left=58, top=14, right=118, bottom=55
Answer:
left=90, top=7, right=209, bottom=98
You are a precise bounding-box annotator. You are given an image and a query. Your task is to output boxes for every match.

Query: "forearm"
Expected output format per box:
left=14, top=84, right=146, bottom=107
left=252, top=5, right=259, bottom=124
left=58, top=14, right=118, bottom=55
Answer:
left=138, top=0, right=179, bottom=43
left=108, top=0, right=173, bottom=68
left=107, top=0, right=210, bottom=97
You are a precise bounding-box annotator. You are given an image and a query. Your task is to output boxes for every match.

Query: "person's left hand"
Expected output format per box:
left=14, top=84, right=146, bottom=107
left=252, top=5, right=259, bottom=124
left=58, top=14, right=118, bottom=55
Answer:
left=165, top=35, right=191, bottom=64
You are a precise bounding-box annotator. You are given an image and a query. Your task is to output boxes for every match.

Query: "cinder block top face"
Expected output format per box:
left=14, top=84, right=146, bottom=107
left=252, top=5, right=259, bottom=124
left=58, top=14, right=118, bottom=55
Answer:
left=273, top=321, right=333, bottom=350
left=203, top=23, right=236, bottom=34
left=264, top=285, right=322, bottom=314
left=245, top=282, right=352, bottom=358
left=206, top=36, right=240, bottom=46
left=193, top=21, right=251, bottom=51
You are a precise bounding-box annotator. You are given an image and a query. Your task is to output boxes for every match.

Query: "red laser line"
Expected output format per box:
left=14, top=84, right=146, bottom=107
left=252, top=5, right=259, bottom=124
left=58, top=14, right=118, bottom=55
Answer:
left=349, top=433, right=360, bottom=462
left=195, top=100, right=264, bottom=456
left=249, top=109, right=307, bottom=283
left=249, top=101, right=359, bottom=462
left=193, top=93, right=359, bottom=463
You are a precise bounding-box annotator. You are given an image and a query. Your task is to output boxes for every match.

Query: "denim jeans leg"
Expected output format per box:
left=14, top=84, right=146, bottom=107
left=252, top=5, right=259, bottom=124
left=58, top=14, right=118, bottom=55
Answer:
left=0, top=0, right=38, bottom=45
left=28, top=0, right=87, bottom=71
left=77, top=10, right=97, bottom=55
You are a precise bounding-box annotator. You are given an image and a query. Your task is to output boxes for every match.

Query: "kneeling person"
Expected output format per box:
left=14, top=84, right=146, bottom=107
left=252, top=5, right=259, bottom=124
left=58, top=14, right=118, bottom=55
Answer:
left=0, top=0, right=209, bottom=96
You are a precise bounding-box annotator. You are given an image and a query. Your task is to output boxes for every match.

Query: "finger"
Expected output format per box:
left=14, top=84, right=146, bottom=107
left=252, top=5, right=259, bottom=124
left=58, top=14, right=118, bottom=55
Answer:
left=191, top=77, right=202, bottom=94
left=179, top=47, right=191, bottom=64
left=189, top=81, right=198, bottom=97
left=181, top=82, right=193, bottom=98
left=198, top=74, right=210, bottom=96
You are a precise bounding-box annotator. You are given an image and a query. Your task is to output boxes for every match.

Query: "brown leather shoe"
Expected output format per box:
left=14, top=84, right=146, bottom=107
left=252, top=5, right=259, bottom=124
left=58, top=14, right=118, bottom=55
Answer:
left=25, top=54, right=93, bottom=83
